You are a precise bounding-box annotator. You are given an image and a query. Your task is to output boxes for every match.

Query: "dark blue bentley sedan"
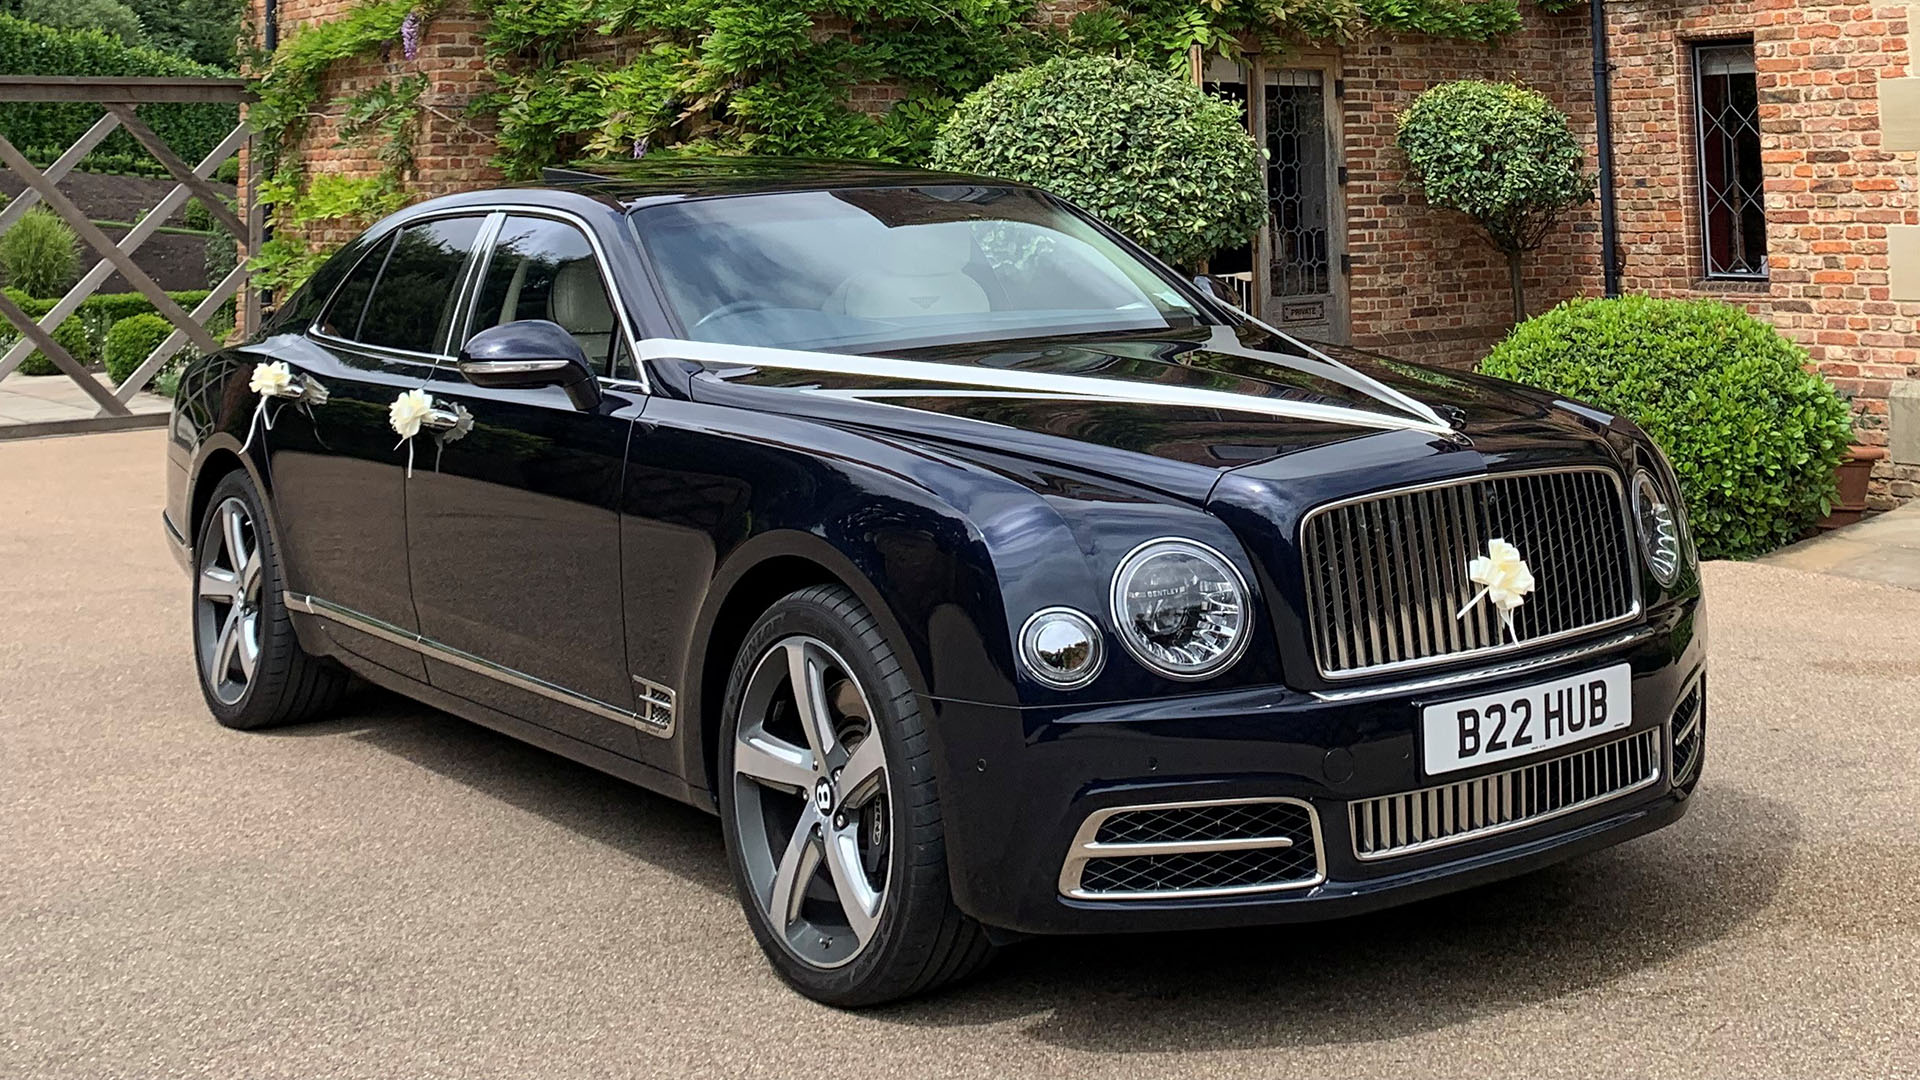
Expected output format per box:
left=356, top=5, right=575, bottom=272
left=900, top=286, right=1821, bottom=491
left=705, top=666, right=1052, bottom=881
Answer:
left=163, top=159, right=1705, bottom=1006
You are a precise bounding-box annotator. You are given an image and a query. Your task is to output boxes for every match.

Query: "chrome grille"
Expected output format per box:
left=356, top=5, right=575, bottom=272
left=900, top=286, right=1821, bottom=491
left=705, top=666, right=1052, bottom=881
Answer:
left=1060, top=798, right=1323, bottom=899
left=1349, top=728, right=1661, bottom=860
left=1300, top=468, right=1639, bottom=678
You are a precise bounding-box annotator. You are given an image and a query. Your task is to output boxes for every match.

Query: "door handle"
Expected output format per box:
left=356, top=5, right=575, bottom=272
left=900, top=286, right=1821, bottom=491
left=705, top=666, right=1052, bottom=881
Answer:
left=421, top=406, right=466, bottom=431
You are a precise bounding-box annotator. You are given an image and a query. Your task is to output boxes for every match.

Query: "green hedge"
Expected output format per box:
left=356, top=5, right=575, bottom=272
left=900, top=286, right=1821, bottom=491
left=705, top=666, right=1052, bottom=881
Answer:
left=0, top=15, right=238, bottom=177
left=1480, top=296, right=1854, bottom=559
left=2, top=288, right=212, bottom=373
left=104, top=312, right=173, bottom=385
left=10, top=311, right=95, bottom=375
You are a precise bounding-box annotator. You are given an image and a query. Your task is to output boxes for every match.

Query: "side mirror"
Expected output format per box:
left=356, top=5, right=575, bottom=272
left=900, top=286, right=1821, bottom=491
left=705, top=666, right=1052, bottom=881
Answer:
left=1191, top=274, right=1249, bottom=312
left=457, top=320, right=603, bottom=411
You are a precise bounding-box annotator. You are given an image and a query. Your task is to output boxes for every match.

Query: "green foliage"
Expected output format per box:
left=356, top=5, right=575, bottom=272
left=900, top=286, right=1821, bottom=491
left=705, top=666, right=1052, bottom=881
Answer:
left=18, top=0, right=146, bottom=47
left=103, top=312, right=173, bottom=385
left=5, top=307, right=94, bottom=375
left=1480, top=296, right=1855, bottom=559
left=1397, top=78, right=1593, bottom=255
left=5, top=287, right=213, bottom=365
left=0, top=15, right=237, bottom=177
left=0, top=207, right=77, bottom=297
left=249, top=173, right=406, bottom=293
left=1074, top=0, right=1520, bottom=66
left=137, top=0, right=243, bottom=67
left=205, top=232, right=240, bottom=291
left=931, top=55, right=1264, bottom=267
left=181, top=194, right=233, bottom=233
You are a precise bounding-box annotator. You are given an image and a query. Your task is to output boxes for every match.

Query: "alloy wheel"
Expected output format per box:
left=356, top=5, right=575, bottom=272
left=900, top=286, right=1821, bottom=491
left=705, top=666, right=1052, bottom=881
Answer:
left=196, top=496, right=263, bottom=706
left=731, top=635, right=893, bottom=970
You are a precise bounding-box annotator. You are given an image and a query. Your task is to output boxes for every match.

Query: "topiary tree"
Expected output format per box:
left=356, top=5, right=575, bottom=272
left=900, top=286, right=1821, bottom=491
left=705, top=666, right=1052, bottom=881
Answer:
left=0, top=207, right=79, bottom=298
left=930, top=55, right=1265, bottom=269
left=1480, top=296, right=1855, bottom=559
left=104, top=312, right=174, bottom=387
left=1397, top=79, right=1593, bottom=323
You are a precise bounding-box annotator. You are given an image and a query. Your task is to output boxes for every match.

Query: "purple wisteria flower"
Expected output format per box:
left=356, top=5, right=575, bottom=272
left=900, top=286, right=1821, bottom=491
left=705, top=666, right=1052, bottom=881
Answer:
left=632, top=136, right=650, bottom=160
left=400, top=11, right=421, bottom=61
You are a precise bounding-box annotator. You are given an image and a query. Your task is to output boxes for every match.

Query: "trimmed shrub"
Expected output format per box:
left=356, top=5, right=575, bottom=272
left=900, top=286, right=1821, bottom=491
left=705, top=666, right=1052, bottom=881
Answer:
left=11, top=314, right=96, bottom=376
left=0, top=207, right=79, bottom=297
left=18, top=0, right=147, bottom=47
left=1480, top=296, right=1854, bottom=559
left=1398, top=79, right=1593, bottom=322
left=204, top=233, right=240, bottom=291
left=0, top=15, right=238, bottom=177
left=104, top=313, right=173, bottom=386
left=930, top=55, right=1265, bottom=269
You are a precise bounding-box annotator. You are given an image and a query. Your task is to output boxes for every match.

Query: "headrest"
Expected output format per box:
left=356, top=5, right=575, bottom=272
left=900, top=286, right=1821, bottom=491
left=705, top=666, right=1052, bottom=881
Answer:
left=872, top=224, right=975, bottom=276
left=549, top=259, right=614, bottom=332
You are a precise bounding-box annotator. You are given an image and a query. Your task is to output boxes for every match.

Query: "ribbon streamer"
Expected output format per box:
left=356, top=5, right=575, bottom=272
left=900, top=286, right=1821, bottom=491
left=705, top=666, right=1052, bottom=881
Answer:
left=634, top=335, right=1455, bottom=437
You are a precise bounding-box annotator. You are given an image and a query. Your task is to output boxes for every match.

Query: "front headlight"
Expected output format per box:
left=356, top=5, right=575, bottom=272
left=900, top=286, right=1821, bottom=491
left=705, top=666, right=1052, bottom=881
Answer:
left=1631, top=469, right=1685, bottom=586
left=1109, top=539, right=1251, bottom=680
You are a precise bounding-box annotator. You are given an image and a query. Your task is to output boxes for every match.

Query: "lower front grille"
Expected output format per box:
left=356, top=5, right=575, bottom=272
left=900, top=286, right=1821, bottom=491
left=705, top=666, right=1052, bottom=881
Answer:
left=1060, top=798, right=1323, bottom=900
left=1349, top=728, right=1662, bottom=860
left=1671, top=679, right=1705, bottom=788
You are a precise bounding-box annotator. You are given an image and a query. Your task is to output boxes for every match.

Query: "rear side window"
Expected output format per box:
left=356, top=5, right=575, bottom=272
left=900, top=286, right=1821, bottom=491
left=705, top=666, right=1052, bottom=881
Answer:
left=315, top=231, right=393, bottom=340
left=467, top=215, right=621, bottom=376
left=357, top=216, right=486, bottom=354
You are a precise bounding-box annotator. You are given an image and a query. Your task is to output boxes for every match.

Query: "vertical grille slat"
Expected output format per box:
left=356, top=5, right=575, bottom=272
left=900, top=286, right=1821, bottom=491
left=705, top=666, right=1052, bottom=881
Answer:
left=1349, top=729, right=1662, bottom=860
left=1300, top=469, right=1638, bottom=678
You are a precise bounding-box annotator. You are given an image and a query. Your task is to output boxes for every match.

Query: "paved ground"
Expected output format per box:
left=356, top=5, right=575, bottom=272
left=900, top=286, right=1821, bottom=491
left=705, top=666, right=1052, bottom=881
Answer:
left=0, top=372, right=168, bottom=438
left=3, top=429, right=1917, bottom=1080
left=1766, top=500, right=1920, bottom=591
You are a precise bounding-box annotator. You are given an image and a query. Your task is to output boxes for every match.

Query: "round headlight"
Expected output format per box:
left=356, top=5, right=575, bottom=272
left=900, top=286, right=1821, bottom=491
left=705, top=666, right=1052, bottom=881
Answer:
left=1109, top=539, right=1251, bottom=680
left=1018, top=607, right=1105, bottom=689
left=1632, top=469, right=1684, bottom=586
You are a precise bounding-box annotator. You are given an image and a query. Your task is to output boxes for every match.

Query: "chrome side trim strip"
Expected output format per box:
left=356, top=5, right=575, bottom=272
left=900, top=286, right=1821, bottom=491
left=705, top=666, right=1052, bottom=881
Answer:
left=1058, top=796, right=1326, bottom=901
left=284, top=591, right=673, bottom=737
left=1309, top=626, right=1654, bottom=703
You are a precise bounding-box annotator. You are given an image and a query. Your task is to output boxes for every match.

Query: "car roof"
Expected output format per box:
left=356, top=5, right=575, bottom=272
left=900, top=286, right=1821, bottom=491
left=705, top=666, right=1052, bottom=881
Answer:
left=517, top=156, right=1027, bottom=209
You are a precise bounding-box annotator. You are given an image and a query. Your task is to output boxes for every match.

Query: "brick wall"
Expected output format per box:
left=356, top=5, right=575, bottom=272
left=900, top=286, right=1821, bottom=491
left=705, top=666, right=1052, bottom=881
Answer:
left=255, top=0, right=1918, bottom=504
left=1341, top=10, right=1597, bottom=368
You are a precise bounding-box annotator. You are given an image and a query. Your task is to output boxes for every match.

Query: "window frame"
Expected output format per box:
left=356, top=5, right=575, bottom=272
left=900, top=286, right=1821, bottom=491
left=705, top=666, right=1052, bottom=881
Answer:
left=307, top=204, right=650, bottom=394
left=1691, top=39, right=1769, bottom=282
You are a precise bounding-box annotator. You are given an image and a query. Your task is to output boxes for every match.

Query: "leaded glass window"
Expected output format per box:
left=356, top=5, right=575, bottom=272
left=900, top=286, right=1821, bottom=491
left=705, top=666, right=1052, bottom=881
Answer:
left=1694, top=42, right=1767, bottom=279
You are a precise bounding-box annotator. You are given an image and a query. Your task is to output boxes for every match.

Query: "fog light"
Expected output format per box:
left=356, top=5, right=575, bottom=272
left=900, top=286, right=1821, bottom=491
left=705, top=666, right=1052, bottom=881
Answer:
left=1019, top=607, right=1105, bottom=690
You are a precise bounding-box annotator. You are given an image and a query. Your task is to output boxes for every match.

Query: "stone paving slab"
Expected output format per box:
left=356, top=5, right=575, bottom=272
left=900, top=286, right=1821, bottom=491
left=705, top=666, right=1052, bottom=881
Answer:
left=1762, top=501, right=1920, bottom=591
left=0, top=372, right=169, bottom=439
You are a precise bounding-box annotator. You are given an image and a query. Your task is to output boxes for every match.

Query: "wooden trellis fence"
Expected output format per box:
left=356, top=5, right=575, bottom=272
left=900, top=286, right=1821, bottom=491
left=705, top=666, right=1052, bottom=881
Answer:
left=0, top=76, right=259, bottom=426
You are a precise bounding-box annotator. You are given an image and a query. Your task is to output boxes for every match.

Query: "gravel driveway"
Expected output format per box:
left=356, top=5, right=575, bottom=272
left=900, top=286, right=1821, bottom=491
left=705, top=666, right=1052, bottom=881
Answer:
left=3, top=430, right=1915, bottom=1079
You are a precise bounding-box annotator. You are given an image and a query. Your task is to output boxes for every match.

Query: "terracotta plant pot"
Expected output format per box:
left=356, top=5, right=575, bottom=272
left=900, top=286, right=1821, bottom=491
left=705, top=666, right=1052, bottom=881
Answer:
left=1819, top=444, right=1887, bottom=530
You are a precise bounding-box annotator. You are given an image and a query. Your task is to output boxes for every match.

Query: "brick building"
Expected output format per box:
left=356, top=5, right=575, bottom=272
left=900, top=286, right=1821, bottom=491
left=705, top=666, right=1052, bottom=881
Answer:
left=256, top=0, right=1920, bottom=507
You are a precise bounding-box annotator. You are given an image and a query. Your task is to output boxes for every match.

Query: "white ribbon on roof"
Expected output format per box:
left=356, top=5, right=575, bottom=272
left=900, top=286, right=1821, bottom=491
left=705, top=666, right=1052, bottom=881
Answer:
left=634, top=325, right=1453, bottom=437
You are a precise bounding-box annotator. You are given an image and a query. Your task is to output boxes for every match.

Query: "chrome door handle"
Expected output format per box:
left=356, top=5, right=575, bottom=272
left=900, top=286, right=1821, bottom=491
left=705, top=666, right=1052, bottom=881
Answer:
left=421, top=407, right=464, bottom=430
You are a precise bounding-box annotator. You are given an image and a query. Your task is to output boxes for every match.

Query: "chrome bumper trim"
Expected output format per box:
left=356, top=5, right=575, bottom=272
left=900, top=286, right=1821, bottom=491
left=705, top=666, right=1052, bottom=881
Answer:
left=1058, top=796, right=1326, bottom=901
left=1310, top=626, right=1654, bottom=703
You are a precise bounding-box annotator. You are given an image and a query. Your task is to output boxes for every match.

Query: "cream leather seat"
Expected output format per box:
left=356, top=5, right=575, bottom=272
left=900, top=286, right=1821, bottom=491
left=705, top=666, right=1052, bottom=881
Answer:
left=548, top=259, right=615, bottom=368
left=839, top=226, right=990, bottom=320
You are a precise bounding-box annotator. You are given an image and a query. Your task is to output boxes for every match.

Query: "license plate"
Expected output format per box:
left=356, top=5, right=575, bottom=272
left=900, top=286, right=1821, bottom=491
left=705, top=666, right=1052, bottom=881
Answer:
left=1421, top=663, right=1632, bottom=776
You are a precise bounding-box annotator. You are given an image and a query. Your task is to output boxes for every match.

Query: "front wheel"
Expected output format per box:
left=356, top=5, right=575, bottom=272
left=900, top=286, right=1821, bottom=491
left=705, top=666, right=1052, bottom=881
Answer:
left=191, top=470, right=348, bottom=730
left=718, top=585, right=993, bottom=1006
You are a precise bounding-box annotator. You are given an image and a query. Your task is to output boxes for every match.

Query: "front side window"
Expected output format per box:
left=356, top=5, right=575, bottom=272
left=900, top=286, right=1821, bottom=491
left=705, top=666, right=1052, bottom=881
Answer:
left=1695, top=42, right=1767, bottom=279
left=357, top=216, right=486, bottom=354
left=467, top=215, right=624, bottom=377
left=631, top=186, right=1202, bottom=352
left=315, top=231, right=394, bottom=341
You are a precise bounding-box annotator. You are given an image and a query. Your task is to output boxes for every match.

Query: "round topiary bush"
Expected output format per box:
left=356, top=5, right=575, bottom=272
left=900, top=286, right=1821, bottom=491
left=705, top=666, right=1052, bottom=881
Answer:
left=1480, top=295, right=1854, bottom=559
left=929, top=55, right=1265, bottom=269
left=104, top=312, right=173, bottom=387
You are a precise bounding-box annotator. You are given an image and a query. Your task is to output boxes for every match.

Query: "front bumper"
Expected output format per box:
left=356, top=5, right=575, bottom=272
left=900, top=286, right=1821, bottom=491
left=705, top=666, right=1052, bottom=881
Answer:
left=925, top=600, right=1704, bottom=936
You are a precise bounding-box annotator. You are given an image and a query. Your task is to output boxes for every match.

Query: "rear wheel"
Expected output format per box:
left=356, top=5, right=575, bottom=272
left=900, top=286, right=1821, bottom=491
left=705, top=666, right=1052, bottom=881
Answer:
left=192, top=470, right=348, bottom=730
left=718, top=585, right=993, bottom=1006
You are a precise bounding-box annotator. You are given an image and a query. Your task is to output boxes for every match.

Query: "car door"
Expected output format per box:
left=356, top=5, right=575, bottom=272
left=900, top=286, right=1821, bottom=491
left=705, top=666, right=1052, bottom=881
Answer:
left=405, top=211, right=652, bottom=755
left=267, top=214, right=488, bottom=679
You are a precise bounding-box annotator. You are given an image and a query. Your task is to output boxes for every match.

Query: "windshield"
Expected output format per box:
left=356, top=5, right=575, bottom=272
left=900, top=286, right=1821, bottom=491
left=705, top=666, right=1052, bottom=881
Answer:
left=631, top=186, right=1204, bottom=352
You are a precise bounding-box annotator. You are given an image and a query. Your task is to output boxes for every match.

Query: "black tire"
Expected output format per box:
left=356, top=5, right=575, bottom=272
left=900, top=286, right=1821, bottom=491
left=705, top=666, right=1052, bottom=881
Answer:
left=191, top=469, right=349, bottom=730
left=717, top=584, right=994, bottom=1007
